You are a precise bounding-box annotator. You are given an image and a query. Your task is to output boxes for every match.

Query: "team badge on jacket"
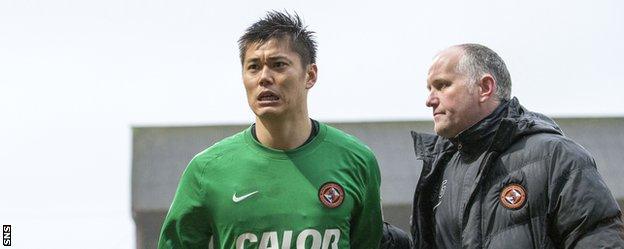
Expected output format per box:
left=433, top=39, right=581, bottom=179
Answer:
left=319, top=182, right=344, bottom=208
left=500, top=183, right=527, bottom=209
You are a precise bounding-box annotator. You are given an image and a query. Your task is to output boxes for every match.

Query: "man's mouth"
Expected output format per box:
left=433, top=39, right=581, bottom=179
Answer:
left=257, top=91, right=280, bottom=102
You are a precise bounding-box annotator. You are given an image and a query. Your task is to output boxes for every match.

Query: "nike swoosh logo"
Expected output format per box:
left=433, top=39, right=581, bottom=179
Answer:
left=232, top=191, right=259, bottom=203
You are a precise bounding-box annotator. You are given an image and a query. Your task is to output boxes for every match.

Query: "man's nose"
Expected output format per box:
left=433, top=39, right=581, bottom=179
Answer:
left=258, top=66, right=273, bottom=86
left=426, top=91, right=438, bottom=108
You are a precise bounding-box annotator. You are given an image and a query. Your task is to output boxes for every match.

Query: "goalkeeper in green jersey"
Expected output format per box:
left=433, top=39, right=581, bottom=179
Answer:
left=158, top=11, right=386, bottom=249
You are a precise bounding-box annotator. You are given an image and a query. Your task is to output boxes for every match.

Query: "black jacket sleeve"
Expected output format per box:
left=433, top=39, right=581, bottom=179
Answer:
left=548, top=142, right=624, bottom=248
left=380, top=222, right=413, bottom=249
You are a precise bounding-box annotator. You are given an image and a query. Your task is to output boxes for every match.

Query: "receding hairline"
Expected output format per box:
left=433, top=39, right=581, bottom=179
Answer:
left=430, top=46, right=467, bottom=75
left=439, top=43, right=513, bottom=100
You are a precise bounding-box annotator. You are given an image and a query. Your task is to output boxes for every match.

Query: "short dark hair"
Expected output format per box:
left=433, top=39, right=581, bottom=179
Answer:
left=456, top=43, right=512, bottom=101
left=238, top=11, right=317, bottom=66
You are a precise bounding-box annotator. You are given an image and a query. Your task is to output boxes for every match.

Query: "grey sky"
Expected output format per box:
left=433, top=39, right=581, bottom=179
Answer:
left=0, top=0, right=622, bottom=248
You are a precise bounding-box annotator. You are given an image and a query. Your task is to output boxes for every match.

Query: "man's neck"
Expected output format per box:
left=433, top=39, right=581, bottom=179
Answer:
left=255, top=114, right=312, bottom=150
left=482, top=99, right=502, bottom=118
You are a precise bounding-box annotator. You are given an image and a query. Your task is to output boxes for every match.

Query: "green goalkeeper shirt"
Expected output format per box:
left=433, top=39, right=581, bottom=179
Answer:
left=158, top=122, right=383, bottom=249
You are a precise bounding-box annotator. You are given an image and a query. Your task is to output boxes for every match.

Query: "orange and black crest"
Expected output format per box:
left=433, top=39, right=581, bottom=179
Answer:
left=319, top=182, right=344, bottom=208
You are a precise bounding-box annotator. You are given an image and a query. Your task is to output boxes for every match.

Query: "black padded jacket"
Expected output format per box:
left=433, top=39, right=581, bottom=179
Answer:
left=409, top=98, right=624, bottom=248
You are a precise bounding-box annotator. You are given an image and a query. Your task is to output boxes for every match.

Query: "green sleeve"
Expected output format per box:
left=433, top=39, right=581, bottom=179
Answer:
left=158, top=158, right=212, bottom=249
left=349, top=154, right=383, bottom=248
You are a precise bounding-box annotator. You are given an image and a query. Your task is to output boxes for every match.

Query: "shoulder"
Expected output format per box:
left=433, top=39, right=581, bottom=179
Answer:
left=321, top=123, right=377, bottom=160
left=320, top=123, right=382, bottom=186
left=527, top=133, right=593, bottom=162
left=506, top=132, right=596, bottom=174
left=189, top=128, right=248, bottom=169
left=547, top=135, right=596, bottom=172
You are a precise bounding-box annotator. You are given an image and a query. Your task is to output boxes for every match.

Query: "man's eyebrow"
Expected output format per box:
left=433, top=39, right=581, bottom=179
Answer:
left=244, top=55, right=293, bottom=64
left=431, top=79, right=452, bottom=85
left=267, top=55, right=292, bottom=63
left=244, top=57, right=260, bottom=64
left=426, top=78, right=451, bottom=90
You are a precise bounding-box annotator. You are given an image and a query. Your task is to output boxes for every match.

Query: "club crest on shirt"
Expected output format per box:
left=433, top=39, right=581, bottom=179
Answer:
left=500, top=183, right=527, bottom=209
left=318, top=182, right=344, bottom=208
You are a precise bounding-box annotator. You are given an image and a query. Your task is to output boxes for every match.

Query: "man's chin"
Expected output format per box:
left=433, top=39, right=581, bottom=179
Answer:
left=254, top=107, right=282, bottom=119
left=434, top=125, right=454, bottom=138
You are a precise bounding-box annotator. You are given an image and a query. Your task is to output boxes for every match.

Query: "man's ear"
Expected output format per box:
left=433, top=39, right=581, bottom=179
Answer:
left=478, top=74, right=496, bottom=103
left=305, top=64, right=317, bottom=89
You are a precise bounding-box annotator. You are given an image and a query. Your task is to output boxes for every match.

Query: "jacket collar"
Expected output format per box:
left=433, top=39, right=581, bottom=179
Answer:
left=449, top=100, right=509, bottom=155
left=412, top=97, right=563, bottom=158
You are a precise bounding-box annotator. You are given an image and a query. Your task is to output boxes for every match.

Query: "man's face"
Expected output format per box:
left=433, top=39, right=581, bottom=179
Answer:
left=426, top=48, right=481, bottom=138
left=242, top=38, right=316, bottom=120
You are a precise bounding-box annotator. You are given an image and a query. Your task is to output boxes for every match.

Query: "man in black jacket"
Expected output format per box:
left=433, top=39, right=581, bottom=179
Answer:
left=408, top=43, right=624, bottom=248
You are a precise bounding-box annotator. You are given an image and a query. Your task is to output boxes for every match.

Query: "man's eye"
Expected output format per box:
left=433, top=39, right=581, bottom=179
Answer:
left=247, top=64, right=259, bottom=70
left=273, top=62, right=286, bottom=68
